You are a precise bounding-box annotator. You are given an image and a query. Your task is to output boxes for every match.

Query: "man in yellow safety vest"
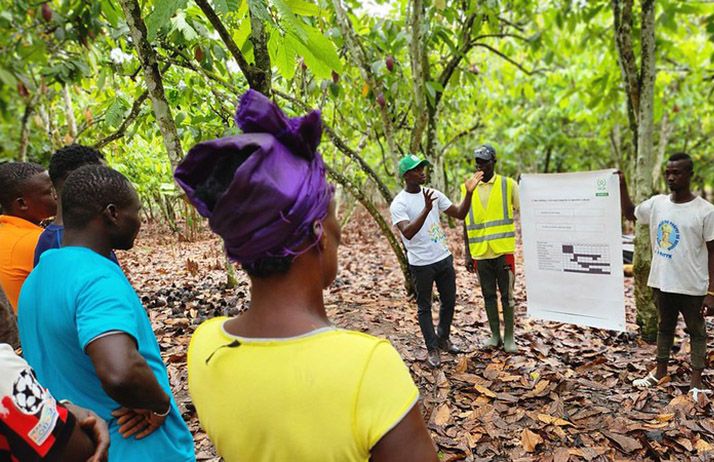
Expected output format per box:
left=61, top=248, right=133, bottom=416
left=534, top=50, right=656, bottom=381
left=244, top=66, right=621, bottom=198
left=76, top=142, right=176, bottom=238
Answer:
left=462, top=144, right=520, bottom=352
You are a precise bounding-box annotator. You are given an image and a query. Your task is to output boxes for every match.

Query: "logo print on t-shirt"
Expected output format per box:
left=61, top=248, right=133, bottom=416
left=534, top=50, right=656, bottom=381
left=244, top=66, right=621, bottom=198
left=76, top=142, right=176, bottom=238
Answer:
left=656, top=220, right=680, bottom=255
left=428, top=222, right=446, bottom=248
left=12, top=369, right=46, bottom=415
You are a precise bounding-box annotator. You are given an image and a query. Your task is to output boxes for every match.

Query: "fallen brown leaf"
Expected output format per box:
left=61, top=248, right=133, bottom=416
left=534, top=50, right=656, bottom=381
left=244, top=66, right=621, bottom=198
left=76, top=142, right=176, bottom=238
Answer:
left=522, top=428, right=543, bottom=452
left=434, top=404, right=451, bottom=426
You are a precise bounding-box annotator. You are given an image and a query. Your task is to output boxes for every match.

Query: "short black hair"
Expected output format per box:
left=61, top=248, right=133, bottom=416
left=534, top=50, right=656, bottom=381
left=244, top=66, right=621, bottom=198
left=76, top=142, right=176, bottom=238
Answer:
left=0, top=162, right=46, bottom=210
left=49, top=144, right=105, bottom=186
left=62, top=165, right=135, bottom=229
left=667, top=152, right=693, bottom=172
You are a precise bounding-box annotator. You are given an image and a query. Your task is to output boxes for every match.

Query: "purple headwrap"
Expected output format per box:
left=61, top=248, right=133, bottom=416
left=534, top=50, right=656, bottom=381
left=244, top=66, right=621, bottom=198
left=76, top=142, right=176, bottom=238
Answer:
left=174, top=90, right=334, bottom=265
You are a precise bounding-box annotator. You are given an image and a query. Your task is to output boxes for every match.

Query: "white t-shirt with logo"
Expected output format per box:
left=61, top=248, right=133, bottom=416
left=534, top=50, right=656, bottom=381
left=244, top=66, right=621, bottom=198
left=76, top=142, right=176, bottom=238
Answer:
left=635, top=194, right=714, bottom=296
left=390, top=188, right=452, bottom=266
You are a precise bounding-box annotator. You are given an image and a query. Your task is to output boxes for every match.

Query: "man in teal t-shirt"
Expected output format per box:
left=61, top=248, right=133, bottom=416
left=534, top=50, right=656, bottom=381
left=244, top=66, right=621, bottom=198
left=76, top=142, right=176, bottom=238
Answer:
left=18, top=165, right=195, bottom=461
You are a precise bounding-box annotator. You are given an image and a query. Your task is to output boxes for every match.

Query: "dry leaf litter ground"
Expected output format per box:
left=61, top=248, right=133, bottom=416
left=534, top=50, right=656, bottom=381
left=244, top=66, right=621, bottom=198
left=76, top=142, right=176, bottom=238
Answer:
left=118, top=208, right=714, bottom=462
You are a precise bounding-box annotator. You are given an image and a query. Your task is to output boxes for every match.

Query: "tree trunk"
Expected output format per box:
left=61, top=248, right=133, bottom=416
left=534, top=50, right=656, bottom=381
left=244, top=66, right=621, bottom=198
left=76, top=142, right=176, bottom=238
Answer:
left=543, top=146, right=553, bottom=173
left=633, top=0, right=657, bottom=340
left=651, top=112, right=671, bottom=189
left=38, top=103, right=53, bottom=146
left=62, top=84, right=77, bottom=140
left=118, top=0, right=183, bottom=168
left=247, top=6, right=272, bottom=96
left=325, top=165, right=413, bottom=294
left=613, top=0, right=640, bottom=153
left=19, top=99, right=34, bottom=162
left=408, top=0, right=427, bottom=154
left=331, top=0, right=398, bottom=173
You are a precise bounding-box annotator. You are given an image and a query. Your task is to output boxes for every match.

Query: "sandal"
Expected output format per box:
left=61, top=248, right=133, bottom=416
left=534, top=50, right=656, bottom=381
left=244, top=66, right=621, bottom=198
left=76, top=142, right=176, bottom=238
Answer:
left=633, top=373, right=659, bottom=389
left=689, top=388, right=713, bottom=402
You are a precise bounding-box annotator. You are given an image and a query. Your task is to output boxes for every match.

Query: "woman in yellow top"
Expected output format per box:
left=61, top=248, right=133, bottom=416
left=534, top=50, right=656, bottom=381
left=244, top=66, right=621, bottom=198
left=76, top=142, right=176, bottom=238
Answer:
left=175, top=90, right=437, bottom=461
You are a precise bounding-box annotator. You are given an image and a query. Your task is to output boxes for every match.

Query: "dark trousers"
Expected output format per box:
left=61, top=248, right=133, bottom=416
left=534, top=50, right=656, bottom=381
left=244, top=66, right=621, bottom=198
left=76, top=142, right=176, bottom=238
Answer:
left=475, top=255, right=515, bottom=314
left=654, top=289, right=707, bottom=370
left=409, top=255, right=456, bottom=350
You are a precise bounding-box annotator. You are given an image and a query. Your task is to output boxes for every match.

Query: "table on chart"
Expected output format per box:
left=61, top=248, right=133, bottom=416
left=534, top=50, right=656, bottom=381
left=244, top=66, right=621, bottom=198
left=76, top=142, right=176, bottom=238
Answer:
left=561, top=244, right=611, bottom=275
left=520, top=170, right=626, bottom=332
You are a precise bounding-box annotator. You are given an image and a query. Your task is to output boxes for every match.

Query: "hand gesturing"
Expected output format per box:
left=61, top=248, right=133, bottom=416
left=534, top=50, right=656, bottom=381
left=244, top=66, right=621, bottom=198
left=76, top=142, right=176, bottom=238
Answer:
left=423, top=188, right=436, bottom=212
left=465, top=171, right=484, bottom=193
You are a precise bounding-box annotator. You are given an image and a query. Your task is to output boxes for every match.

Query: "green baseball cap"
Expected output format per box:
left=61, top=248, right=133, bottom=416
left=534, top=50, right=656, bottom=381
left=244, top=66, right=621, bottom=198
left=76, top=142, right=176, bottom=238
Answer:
left=398, top=154, right=431, bottom=177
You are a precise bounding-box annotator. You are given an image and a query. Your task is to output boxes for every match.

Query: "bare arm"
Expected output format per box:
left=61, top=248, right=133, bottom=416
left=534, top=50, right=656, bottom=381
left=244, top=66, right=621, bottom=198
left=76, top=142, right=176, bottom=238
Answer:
left=85, top=333, right=170, bottom=413
left=463, top=222, right=475, bottom=272
left=703, top=240, right=714, bottom=316
left=370, top=405, right=438, bottom=462
left=396, top=190, right=436, bottom=240
left=62, top=403, right=110, bottom=462
left=444, top=193, right=472, bottom=220
left=617, top=171, right=636, bottom=222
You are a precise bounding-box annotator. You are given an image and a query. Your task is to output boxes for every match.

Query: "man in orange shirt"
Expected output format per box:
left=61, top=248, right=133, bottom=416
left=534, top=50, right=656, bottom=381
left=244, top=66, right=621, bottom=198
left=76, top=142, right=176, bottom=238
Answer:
left=0, top=162, right=57, bottom=311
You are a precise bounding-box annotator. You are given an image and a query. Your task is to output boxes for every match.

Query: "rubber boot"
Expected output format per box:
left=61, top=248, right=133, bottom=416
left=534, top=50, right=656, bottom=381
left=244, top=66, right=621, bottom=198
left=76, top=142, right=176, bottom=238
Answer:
left=503, top=302, right=517, bottom=353
left=484, top=303, right=501, bottom=348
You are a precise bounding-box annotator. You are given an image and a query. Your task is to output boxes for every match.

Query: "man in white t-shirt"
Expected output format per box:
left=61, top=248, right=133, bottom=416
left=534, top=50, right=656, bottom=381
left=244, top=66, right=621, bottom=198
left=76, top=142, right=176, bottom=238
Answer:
left=390, top=154, right=482, bottom=367
left=619, top=152, right=714, bottom=396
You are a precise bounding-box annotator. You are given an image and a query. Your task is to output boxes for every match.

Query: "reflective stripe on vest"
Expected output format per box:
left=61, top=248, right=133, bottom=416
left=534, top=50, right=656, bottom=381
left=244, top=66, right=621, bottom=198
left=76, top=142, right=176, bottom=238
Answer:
left=463, top=175, right=516, bottom=257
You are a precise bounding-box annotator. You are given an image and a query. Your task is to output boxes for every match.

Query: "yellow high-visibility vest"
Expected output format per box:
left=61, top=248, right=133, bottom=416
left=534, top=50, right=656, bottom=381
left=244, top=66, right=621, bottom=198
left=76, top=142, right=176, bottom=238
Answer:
left=462, top=175, right=516, bottom=258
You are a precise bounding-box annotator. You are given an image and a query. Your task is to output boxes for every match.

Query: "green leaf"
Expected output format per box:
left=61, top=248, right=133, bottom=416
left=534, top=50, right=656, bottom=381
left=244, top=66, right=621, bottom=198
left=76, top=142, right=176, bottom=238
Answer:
left=213, top=0, right=229, bottom=14
left=105, top=97, right=129, bottom=127
left=247, top=0, right=271, bottom=23
left=273, top=0, right=308, bottom=42
left=214, top=0, right=241, bottom=13
left=284, top=0, right=319, bottom=17
left=289, top=31, right=330, bottom=78
left=302, top=25, right=342, bottom=72
left=172, top=11, right=198, bottom=41
left=268, top=30, right=297, bottom=79
left=0, top=67, right=16, bottom=86
left=146, top=0, right=187, bottom=41
left=100, top=0, right=121, bottom=27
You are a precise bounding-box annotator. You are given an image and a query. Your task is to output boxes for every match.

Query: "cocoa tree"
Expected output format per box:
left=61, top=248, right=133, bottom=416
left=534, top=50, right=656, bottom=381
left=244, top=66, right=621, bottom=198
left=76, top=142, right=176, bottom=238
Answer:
left=117, top=0, right=184, bottom=168
left=612, top=0, right=657, bottom=339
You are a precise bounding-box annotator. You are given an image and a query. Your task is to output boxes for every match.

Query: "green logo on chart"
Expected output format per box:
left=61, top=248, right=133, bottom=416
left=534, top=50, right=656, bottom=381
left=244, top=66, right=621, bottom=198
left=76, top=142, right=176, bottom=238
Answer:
left=595, top=177, right=609, bottom=197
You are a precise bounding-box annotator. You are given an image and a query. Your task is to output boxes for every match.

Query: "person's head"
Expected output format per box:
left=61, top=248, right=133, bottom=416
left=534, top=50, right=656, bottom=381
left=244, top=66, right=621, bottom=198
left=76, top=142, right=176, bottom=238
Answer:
left=175, top=90, right=337, bottom=287
left=473, top=144, right=496, bottom=180
left=0, top=162, right=56, bottom=224
left=398, top=154, right=430, bottom=186
left=49, top=144, right=105, bottom=191
left=665, top=152, right=693, bottom=193
left=62, top=165, right=141, bottom=250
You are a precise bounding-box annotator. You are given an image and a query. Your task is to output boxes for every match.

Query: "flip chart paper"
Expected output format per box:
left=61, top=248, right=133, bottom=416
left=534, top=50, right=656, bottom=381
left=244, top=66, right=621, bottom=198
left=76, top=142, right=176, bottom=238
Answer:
left=520, top=169, right=626, bottom=332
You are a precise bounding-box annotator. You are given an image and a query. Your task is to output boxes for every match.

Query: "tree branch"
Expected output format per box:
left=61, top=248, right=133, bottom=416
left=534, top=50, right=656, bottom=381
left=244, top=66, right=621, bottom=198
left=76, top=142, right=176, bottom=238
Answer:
left=93, top=63, right=172, bottom=149
left=436, top=13, right=477, bottom=107
left=324, top=164, right=410, bottom=292
left=472, top=43, right=546, bottom=75
left=194, top=0, right=270, bottom=95
left=331, top=0, right=397, bottom=162
left=440, top=119, right=482, bottom=154
left=273, top=89, right=394, bottom=204
left=118, top=0, right=183, bottom=168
